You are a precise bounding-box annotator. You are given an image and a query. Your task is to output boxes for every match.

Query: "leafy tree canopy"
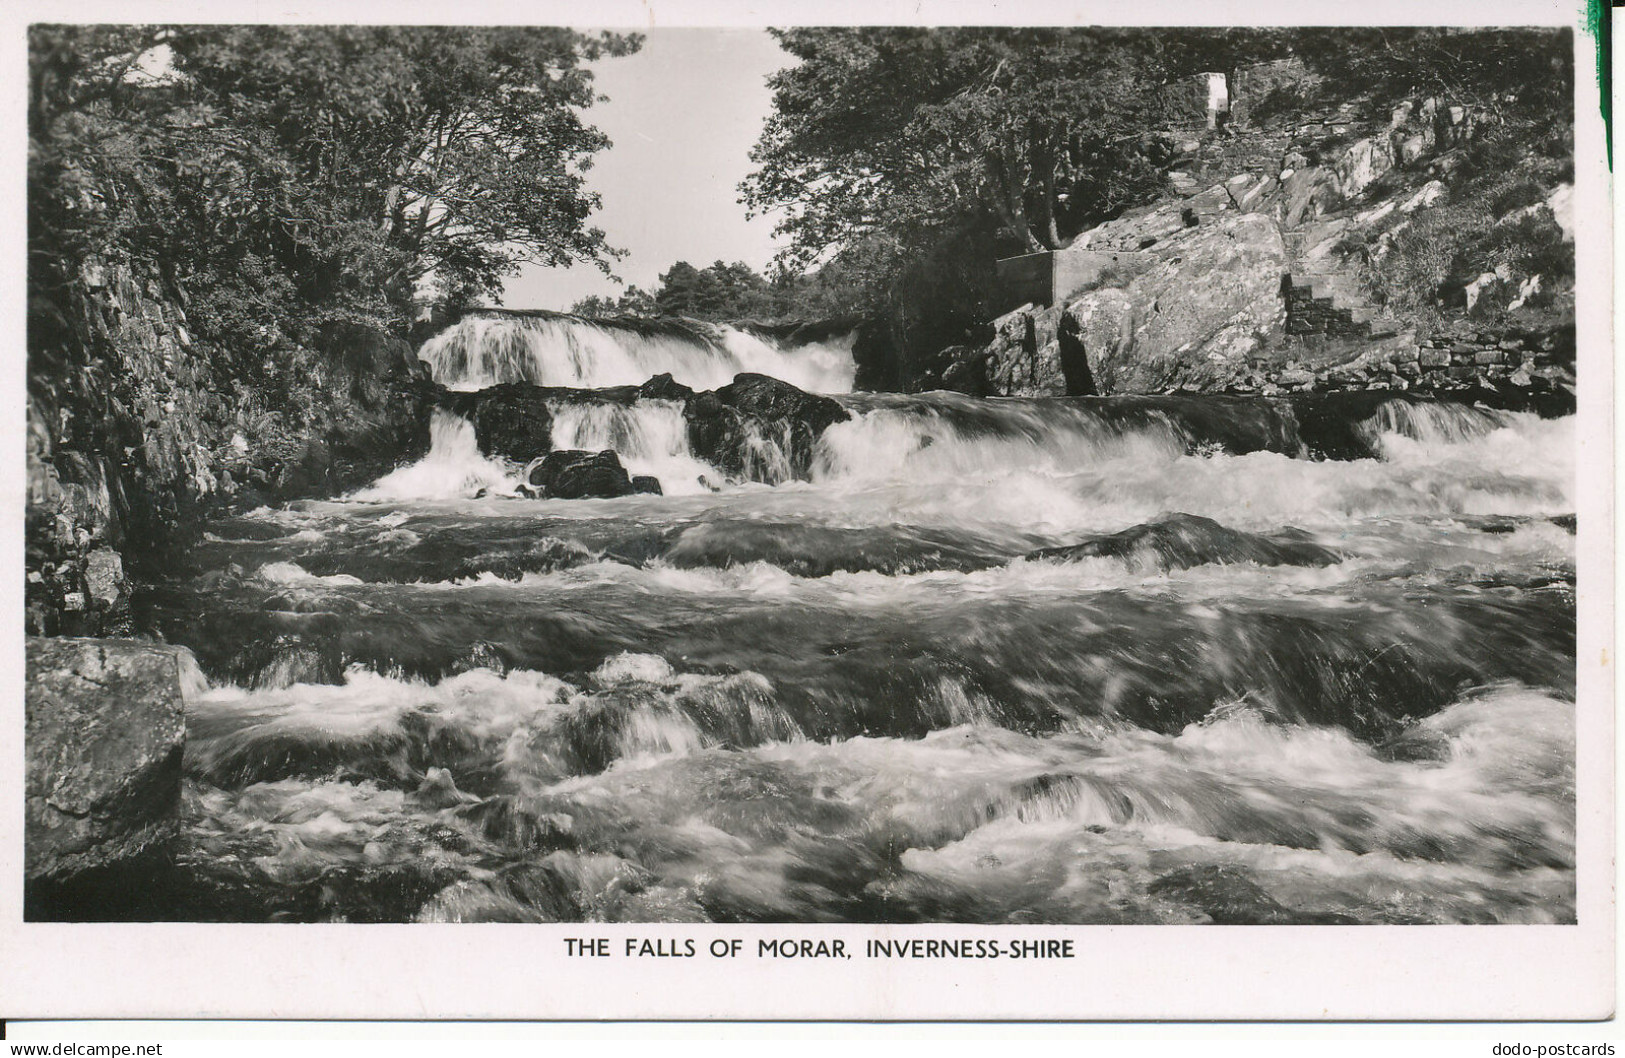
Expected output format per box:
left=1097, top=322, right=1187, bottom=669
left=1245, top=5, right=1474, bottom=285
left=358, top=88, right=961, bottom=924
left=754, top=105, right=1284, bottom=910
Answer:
left=741, top=28, right=1190, bottom=268
left=29, top=24, right=640, bottom=361
left=571, top=286, right=658, bottom=318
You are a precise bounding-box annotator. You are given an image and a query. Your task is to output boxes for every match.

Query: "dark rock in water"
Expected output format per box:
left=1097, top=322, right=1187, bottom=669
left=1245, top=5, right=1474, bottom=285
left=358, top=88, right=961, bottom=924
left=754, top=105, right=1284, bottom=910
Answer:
left=1149, top=864, right=1357, bottom=924
left=638, top=373, right=695, bottom=403
left=684, top=372, right=851, bottom=482
left=1030, top=513, right=1340, bottom=571
left=1284, top=391, right=1414, bottom=460
left=716, top=372, right=850, bottom=432
left=1550, top=514, right=1576, bottom=535
left=631, top=475, right=663, bottom=495
left=528, top=450, right=635, bottom=500
left=440, top=383, right=555, bottom=463
left=26, top=638, right=191, bottom=891
left=452, top=640, right=511, bottom=675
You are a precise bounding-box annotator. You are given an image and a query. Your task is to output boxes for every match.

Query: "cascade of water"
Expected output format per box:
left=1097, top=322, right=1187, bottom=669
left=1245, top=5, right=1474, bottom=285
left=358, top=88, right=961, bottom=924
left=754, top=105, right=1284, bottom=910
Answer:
left=813, top=394, right=1188, bottom=486
left=1356, top=398, right=1512, bottom=455
left=419, top=313, right=857, bottom=394
left=547, top=399, right=719, bottom=495
left=351, top=409, right=517, bottom=501
left=716, top=326, right=857, bottom=393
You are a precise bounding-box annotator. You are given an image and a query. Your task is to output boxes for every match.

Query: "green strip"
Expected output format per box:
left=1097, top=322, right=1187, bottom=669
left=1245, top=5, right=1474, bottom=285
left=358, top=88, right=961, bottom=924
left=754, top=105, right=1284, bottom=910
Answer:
left=1586, top=0, right=1611, bottom=169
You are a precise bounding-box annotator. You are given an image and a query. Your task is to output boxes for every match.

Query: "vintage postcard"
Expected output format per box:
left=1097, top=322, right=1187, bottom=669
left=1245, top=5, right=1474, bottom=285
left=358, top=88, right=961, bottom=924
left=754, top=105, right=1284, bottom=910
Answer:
left=1, top=0, right=1612, bottom=1022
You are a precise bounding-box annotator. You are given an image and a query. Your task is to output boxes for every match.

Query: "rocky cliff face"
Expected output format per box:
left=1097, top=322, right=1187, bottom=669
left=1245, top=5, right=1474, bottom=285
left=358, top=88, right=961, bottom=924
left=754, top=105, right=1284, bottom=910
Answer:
left=948, top=90, right=1575, bottom=407
left=960, top=200, right=1290, bottom=397
left=27, top=256, right=434, bottom=635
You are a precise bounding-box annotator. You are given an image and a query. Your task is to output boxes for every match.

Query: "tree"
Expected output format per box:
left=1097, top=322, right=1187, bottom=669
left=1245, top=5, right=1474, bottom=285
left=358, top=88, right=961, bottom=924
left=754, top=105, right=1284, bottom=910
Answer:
left=742, top=28, right=1181, bottom=270
left=572, top=285, right=657, bottom=317
left=167, top=27, right=641, bottom=308
left=28, top=24, right=640, bottom=451
left=739, top=29, right=1198, bottom=376
left=29, top=26, right=639, bottom=340
left=1292, top=28, right=1572, bottom=121
left=652, top=260, right=777, bottom=320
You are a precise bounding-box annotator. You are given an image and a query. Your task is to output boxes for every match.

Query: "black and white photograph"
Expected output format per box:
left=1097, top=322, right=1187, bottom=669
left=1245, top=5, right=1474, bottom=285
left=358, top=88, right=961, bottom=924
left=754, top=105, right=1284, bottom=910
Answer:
left=5, top=0, right=1613, bottom=1024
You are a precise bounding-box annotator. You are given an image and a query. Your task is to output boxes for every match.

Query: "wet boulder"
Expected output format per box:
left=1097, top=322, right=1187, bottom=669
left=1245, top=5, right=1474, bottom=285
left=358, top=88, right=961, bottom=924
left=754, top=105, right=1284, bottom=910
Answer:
left=715, top=373, right=849, bottom=432
left=440, top=383, right=555, bottom=463
left=684, top=373, right=850, bottom=482
left=631, top=475, right=663, bottom=495
left=638, top=373, right=695, bottom=403
left=528, top=450, right=635, bottom=500
left=1030, top=513, right=1340, bottom=572
left=26, top=638, right=191, bottom=890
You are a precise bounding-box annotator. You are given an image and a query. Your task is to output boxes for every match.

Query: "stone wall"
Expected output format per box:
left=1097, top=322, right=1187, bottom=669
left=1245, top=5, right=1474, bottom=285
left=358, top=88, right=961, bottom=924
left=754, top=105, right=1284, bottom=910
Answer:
left=1222, top=322, right=1574, bottom=412
left=1283, top=275, right=1386, bottom=338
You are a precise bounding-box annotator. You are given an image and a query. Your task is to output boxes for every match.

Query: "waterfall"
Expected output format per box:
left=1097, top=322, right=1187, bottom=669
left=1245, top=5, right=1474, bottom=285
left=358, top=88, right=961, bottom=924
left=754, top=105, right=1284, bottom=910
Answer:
left=352, top=409, right=517, bottom=501
left=547, top=399, right=720, bottom=495
left=419, top=312, right=856, bottom=394
left=1355, top=398, right=1512, bottom=456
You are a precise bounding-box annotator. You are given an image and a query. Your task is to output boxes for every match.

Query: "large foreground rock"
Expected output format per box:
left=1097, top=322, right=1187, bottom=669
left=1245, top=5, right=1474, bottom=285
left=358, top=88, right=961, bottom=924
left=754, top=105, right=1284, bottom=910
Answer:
left=1030, top=513, right=1341, bottom=572
left=26, top=638, right=191, bottom=883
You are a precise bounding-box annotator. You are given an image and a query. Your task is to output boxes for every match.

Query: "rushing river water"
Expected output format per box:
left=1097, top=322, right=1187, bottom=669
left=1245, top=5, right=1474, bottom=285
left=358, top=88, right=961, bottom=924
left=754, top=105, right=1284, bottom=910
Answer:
left=129, top=322, right=1576, bottom=925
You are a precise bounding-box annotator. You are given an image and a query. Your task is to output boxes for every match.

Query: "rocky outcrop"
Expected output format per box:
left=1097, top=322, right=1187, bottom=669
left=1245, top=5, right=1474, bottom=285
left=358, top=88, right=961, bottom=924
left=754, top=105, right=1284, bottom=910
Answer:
left=980, top=305, right=1067, bottom=397
left=526, top=450, right=637, bottom=500
left=27, top=545, right=133, bottom=641
left=439, top=383, right=556, bottom=463
left=26, top=638, right=192, bottom=891
left=978, top=210, right=1288, bottom=396
left=685, top=373, right=850, bottom=482
left=1092, top=212, right=1286, bottom=392
left=27, top=255, right=434, bottom=633
left=956, top=85, right=1571, bottom=406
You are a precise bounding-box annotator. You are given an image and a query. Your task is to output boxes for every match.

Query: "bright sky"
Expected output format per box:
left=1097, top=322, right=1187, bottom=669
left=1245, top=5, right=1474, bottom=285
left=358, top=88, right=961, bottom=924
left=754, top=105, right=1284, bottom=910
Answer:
left=498, top=28, right=794, bottom=311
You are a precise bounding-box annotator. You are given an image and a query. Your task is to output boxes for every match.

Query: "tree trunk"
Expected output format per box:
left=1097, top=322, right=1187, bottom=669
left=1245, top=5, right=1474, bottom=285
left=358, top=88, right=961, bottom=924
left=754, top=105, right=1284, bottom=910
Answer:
left=1037, top=154, right=1062, bottom=250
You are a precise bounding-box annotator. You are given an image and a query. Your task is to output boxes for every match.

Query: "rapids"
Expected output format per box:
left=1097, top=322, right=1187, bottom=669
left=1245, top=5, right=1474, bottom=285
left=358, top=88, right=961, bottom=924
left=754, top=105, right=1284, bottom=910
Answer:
left=124, top=344, right=1576, bottom=924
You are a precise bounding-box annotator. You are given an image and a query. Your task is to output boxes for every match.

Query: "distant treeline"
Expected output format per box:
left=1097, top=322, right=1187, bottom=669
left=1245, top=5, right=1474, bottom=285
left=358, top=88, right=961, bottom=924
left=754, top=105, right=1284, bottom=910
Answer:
left=571, top=258, right=869, bottom=323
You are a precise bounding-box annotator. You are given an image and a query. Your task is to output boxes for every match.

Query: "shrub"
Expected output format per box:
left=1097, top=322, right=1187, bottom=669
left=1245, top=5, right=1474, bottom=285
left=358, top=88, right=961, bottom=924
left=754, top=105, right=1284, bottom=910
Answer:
left=1489, top=180, right=1548, bottom=219
left=1359, top=203, right=1493, bottom=313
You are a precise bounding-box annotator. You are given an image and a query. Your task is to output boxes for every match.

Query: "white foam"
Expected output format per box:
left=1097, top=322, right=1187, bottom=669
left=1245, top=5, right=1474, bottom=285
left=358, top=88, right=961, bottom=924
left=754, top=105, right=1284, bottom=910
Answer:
left=351, top=410, right=519, bottom=501
left=419, top=314, right=855, bottom=394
